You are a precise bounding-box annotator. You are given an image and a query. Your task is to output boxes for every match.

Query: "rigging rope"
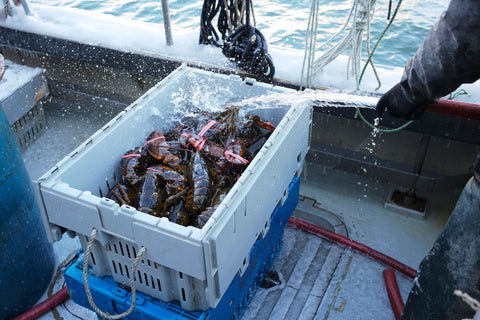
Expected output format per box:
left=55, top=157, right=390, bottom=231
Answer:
left=301, top=0, right=320, bottom=89
left=302, top=0, right=407, bottom=90
left=308, top=0, right=378, bottom=89
left=302, top=0, right=414, bottom=133
left=358, top=0, right=404, bottom=86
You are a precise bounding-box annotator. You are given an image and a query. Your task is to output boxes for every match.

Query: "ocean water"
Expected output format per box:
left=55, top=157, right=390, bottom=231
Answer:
left=29, top=0, right=450, bottom=68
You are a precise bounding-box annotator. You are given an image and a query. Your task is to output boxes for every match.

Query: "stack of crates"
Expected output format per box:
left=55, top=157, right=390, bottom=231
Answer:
left=64, top=176, right=300, bottom=319
left=0, top=59, right=48, bottom=150
left=34, top=65, right=311, bottom=316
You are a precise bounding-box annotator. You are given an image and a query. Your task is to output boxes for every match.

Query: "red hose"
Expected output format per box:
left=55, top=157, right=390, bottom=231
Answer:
left=424, top=99, right=480, bottom=120
left=288, top=217, right=418, bottom=279
left=12, top=286, right=70, bottom=320
left=383, top=269, right=405, bottom=320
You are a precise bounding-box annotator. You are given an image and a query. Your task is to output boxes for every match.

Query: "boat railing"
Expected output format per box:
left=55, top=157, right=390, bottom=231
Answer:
left=5, top=0, right=174, bottom=47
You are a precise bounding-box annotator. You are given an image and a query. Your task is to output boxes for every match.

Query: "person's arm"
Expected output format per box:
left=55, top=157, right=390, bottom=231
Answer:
left=377, top=0, right=480, bottom=119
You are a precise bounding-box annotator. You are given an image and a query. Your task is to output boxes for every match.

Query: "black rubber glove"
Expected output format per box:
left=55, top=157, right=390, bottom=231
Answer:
left=376, top=83, right=425, bottom=120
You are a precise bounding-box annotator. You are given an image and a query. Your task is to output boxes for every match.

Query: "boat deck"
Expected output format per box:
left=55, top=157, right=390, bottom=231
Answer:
left=0, top=10, right=476, bottom=317
left=243, top=163, right=454, bottom=320
left=22, top=96, right=455, bottom=320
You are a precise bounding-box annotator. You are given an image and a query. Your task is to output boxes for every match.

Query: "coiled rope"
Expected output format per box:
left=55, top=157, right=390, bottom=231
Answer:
left=199, top=0, right=223, bottom=46
left=200, top=0, right=247, bottom=46
left=83, top=228, right=146, bottom=319
left=200, top=0, right=275, bottom=80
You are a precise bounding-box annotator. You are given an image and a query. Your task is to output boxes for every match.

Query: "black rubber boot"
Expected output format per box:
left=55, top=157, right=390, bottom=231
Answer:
left=401, top=173, right=480, bottom=320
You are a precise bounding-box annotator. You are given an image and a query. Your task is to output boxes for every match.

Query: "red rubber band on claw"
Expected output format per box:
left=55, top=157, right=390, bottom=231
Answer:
left=122, top=153, right=141, bottom=158
left=198, top=120, right=217, bottom=137
left=224, top=150, right=249, bottom=165
left=144, top=135, right=165, bottom=146
left=194, top=136, right=207, bottom=151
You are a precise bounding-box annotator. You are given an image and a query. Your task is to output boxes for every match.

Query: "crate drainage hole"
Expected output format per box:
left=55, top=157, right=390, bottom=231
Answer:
left=260, top=270, right=282, bottom=289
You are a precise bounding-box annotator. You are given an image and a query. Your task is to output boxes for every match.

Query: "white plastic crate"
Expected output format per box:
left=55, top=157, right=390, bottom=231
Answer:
left=34, top=65, right=311, bottom=311
left=10, top=104, right=46, bottom=150
left=0, top=59, right=48, bottom=149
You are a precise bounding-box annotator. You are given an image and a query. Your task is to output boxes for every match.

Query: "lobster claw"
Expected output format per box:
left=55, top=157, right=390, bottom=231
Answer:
left=225, top=141, right=249, bottom=165
left=120, top=148, right=145, bottom=186
left=145, top=131, right=170, bottom=161
left=247, top=115, right=276, bottom=132
left=179, top=132, right=191, bottom=148
left=188, top=133, right=208, bottom=151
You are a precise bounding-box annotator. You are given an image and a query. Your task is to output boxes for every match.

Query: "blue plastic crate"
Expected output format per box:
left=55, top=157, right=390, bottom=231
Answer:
left=64, top=176, right=300, bottom=320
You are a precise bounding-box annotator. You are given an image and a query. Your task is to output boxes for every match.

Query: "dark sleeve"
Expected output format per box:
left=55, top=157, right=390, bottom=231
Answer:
left=401, top=0, right=480, bottom=105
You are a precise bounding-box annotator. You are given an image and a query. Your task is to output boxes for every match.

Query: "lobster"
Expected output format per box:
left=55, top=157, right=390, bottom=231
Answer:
left=148, top=165, right=186, bottom=197
left=120, top=147, right=147, bottom=187
left=108, top=105, right=276, bottom=229
left=137, top=170, right=162, bottom=216
left=187, top=151, right=212, bottom=212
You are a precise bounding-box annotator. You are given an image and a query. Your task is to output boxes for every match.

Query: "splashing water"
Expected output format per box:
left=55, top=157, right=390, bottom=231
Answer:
left=230, top=88, right=379, bottom=110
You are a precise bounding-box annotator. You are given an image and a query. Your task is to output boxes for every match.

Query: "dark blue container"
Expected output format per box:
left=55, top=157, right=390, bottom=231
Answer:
left=0, top=105, right=55, bottom=319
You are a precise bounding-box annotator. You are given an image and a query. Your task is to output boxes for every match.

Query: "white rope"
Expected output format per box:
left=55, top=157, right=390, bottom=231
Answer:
left=4, top=0, right=12, bottom=17
left=300, top=0, right=320, bottom=89
left=302, top=0, right=377, bottom=88
left=454, top=290, right=480, bottom=320
left=83, top=228, right=146, bottom=319
left=365, top=0, right=381, bottom=90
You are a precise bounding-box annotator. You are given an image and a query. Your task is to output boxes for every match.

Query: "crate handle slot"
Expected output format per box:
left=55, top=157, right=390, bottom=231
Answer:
left=83, top=228, right=146, bottom=319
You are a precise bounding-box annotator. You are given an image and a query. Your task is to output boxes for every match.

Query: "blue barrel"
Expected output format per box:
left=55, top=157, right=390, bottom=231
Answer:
left=0, top=105, right=55, bottom=319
